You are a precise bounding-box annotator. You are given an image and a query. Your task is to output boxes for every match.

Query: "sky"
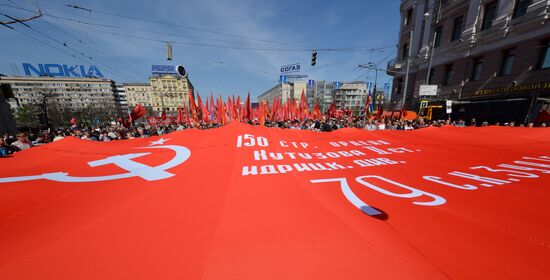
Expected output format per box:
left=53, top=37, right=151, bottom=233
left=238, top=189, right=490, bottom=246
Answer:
left=0, top=0, right=401, bottom=100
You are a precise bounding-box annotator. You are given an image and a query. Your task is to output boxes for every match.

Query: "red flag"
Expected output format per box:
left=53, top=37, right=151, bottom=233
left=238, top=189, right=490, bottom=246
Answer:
left=365, top=95, right=372, bottom=118
left=220, top=95, right=227, bottom=125
left=327, top=102, right=336, bottom=118
left=376, top=105, right=384, bottom=119
left=270, top=96, right=278, bottom=122
left=183, top=103, right=190, bottom=125
left=235, top=95, right=242, bottom=121
left=227, top=96, right=233, bottom=121
left=130, top=104, right=147, bottom=123
left=245, top=92, right=251, bottom=121
left=209, top=94, right=215, bottom=122
left=259, top=101, right=265, bottom=126
left=197, top=93, right=205, bottom=120
left=188, top=90, right=198, bottom=124
left=69, top=117, right=77, bottom=126
left=160, top=110, right=167, bottom=120
left=313, top=102, right=321, bottom=120
left=401, top=107, right=408, bottom=118
left=176, top=107, right=183, bottom=124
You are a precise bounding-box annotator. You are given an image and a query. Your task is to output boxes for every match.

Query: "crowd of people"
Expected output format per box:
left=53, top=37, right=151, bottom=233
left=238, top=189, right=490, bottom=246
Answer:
left=0, top=117, right=547, bottom=157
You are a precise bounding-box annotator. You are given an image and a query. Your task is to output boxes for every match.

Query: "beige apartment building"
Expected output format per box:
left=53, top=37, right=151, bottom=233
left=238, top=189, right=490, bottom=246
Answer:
left=150, top=75, right=193, bottom=114
left=124, top=75, right=194, bottom=115
left=124, top=83, right=153, bottom=113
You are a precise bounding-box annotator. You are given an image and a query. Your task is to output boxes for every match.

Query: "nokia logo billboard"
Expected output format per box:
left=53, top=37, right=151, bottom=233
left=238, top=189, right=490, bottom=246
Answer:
left=22, top=63, right=104, bottom=78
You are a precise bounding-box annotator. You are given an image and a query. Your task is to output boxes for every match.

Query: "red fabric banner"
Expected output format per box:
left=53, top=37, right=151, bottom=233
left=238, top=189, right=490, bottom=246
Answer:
left=1, top=124, right=550, bottom=279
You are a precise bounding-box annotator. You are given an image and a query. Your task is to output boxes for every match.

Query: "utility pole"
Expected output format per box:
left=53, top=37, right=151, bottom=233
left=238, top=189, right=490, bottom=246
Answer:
left=401, top=30, right=414, bottom=112
left=358, top=62, right=379, bottom=110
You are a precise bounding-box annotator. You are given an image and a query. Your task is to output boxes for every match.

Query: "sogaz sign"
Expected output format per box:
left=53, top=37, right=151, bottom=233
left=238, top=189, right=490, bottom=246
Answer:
left=22, top=63, right=104, bottom=78
left=280, top=63, right=300, bottom=74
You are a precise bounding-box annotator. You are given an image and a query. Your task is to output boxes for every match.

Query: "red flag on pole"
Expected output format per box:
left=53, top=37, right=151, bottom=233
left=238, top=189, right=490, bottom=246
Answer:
left=176, top=107, right=183, bottom=124
left=130, top=104, right=147, bottom=123
left=376, top=105, right=384, bottom=119
left=245, top=92, right=251, bottom=121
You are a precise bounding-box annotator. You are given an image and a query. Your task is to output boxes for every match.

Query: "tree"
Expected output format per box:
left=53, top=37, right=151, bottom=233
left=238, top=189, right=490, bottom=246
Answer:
left=14, top=103, right=39, bottom=128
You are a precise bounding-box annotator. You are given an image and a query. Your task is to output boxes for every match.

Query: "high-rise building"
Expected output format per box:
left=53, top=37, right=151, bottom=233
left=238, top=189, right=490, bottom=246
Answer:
left=258, top=81, right=367, bottom=113
left=387, top=0, right=550, bottom=123
left=113, top=83, right=129, bottom=115
left=0, top=76, right=118, bottom=113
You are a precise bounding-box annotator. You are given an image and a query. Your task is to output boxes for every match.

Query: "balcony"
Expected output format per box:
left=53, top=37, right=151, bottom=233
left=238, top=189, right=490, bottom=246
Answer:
left=386, top=58, right=403, bottom=76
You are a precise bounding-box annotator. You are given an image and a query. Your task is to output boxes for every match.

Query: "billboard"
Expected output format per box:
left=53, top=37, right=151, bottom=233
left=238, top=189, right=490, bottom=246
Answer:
left=152, top=65, right=187, bottom=77
left=23, top=63, right=103, bottom=78
left=280, top=63, right=301, bottom=74
left=419, top=85, right=438, bottom=96
left=152, top=65, right=176, bottom=75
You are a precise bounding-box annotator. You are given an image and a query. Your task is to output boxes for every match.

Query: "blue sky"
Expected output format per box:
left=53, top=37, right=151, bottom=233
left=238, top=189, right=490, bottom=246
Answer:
left=0, top=0, right=401, bottom=100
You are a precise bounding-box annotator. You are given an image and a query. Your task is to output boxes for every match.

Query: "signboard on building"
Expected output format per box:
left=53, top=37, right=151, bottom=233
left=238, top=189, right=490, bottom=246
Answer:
left=286, top=74, right=308, bottom=79
left=308, top=79, right=315, bottom=87
left=280, top=63, right=301, bottom=74
left=446, top=100, right=452, bottom=114
left=280, top=75, right=287, bottom=84
left=152, top=65, right=175, bottom=75
left=23, top=63, right=104, bottom=78
left=384, top=82, right=391, bottom=93
left=419, top=85, right=438, bottom=96
left=152, top=65, right=187, bottom=77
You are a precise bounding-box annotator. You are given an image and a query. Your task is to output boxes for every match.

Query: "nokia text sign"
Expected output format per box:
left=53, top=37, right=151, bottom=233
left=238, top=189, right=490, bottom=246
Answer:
left=23, top=63, right=104, bottom=78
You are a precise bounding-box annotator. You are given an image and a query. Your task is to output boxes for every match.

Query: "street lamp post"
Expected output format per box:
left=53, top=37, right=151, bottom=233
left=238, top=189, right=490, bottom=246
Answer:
left=358, top=62, right=379, bottom=112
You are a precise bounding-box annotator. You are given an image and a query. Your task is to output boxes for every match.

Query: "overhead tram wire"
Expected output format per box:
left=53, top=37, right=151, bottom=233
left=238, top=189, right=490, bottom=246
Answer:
left=59, top=2, right=314, bottom=49
left=39, top=11, right=298, bottom=49
left=1, top=3, right=396, bottom=54
left=41, top=17, right=148, bottom=81
left=1, top=19, right=139, bottom=81
left=49, top=24, right=392, bottom=53
left=17, top=21, right=138, bottom=81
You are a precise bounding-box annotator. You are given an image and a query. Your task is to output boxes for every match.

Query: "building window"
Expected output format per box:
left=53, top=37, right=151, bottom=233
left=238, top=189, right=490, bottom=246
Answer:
left=434, top=25, right=443, bottom=48
left=428, top=68, right=435, bottom=85
left=451, top=16, right=463, bottom=41
left=396, top=78, right=404, bottom=95
left=404, top=8, right=413, bottom=26
left=402, top=43, right=410, bottom=60
left=500, top=48, right=516, bottom=76
left=472, top=57, right=483, bottom=81
left=444, top=64, right=454, bottom=85
left=481, top=1, right=498, bottom=31
left=513, top=0, right=531, bottom=19
left=539, top=41, right=550, bottom=69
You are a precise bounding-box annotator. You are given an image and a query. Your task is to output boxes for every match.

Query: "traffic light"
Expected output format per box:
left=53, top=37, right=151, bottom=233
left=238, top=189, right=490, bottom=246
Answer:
left=166, top=42, right=173, bottom=61
left=311, top=50, right=317, bottom=66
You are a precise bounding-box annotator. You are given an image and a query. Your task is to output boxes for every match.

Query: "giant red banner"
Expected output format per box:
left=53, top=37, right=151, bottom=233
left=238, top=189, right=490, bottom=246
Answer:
left=1, top=123, right=549, bottom=279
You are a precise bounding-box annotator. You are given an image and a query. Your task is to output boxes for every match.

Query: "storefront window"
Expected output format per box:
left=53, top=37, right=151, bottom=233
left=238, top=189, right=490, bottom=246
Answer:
left=540, top=41, right=550, bottom=69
